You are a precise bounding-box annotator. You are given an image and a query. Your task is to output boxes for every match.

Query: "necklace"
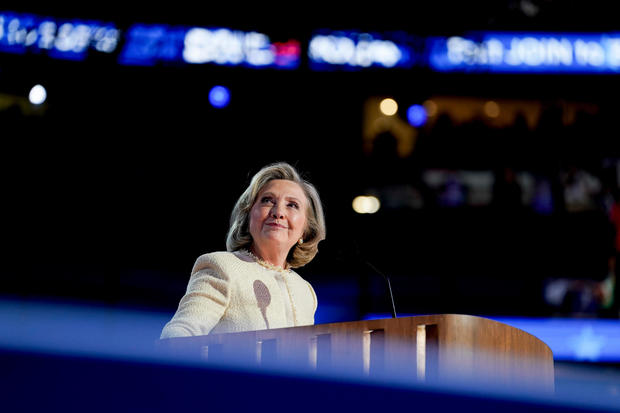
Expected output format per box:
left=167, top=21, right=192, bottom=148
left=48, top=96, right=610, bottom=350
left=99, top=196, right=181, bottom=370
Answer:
left=242, top=249, right=291, bottom=273
left=241, top=249, right=298, bottom=326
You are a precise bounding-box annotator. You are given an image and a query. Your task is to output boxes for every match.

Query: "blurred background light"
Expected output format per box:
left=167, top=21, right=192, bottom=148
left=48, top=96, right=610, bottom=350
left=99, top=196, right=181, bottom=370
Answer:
left=308, top=32, right=408, bottom=69
left=379, top=98, right=398, bottom=116
left=423, top=99, right=438, bottom=117
left=28, top=84, right=47, bottom=105
left=428, top=32, right=620, bottom=73
left=352, top=195, right=381, bottom=214
left=407, top=104, right=427, bottom=127
left=0, top=11, right=120, bottom=61
left=484, top=100, right=500, bottom=118
left=208, top=85, right=230, bottom=108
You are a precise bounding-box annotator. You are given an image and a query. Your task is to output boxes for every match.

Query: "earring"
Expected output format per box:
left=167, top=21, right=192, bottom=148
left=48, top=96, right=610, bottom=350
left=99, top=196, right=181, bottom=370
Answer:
left=298, top=238, right=304, bottom=245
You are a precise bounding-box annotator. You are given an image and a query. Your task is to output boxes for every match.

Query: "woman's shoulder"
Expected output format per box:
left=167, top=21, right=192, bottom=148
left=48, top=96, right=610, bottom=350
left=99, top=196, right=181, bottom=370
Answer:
left=191, top=250, right=252, bottom=274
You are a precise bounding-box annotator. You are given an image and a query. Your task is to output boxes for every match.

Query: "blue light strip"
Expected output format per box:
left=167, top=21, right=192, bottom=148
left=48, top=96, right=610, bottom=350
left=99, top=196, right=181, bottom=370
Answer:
left=0, top=297, right=170, bottom=361
left=1, top=297, right=618, bottom=364
left=364, top=313, right=620, bottom=362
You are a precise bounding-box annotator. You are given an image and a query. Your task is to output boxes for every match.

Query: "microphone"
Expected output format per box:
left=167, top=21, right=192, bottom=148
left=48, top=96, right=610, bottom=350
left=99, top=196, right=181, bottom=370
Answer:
left=320, top=238, right=398, bottom=319
left=362, top=259, right=398, bottom=319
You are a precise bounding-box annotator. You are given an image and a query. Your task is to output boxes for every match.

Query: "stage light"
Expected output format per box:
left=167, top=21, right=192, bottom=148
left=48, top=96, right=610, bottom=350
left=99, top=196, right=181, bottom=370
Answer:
left=379, top=98, right=398, bottom=116
left=208, top=85, right=230, bottom=108
left=28, top=84, right=47, bottom=105
left=407, top=104, right=427, bottom=127
left=483, top=100, right=500, bottom=118
left=352, top=195, right=381, bottom=214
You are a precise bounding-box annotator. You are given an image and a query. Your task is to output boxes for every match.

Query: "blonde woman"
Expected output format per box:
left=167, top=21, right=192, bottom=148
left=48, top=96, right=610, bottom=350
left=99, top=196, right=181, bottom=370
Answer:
left=161, top=162, right=326, bottom=338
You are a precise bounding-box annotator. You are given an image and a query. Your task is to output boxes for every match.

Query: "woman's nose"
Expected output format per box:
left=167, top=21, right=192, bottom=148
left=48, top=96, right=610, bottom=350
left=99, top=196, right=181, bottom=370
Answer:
left=271, top=203, right=284, bottom=218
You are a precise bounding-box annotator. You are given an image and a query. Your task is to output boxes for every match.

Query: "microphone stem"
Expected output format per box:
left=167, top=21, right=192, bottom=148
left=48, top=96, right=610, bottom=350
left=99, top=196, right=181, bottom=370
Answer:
left=385, top=276, right=397, bottom=319
left=365, top=261, right=397, bottom=319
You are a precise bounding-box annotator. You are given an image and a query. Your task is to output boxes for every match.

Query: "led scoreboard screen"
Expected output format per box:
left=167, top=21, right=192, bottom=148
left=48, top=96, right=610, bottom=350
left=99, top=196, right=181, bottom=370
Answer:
left=118, top=24, right=301, bottom=69
left=0, top=11, right=120, bottom=60
left=4, top=9, right=620, bottom=75
left=308, top=30, right=415, bottom=70
left=0, top=10, right=300, bottom=69
left=427, top=32, right=620, bottom=73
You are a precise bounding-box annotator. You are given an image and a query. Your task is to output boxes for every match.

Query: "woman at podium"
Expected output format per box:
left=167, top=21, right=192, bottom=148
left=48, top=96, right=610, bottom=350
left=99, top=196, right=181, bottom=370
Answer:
left=161, top=162, right=326, bottom=338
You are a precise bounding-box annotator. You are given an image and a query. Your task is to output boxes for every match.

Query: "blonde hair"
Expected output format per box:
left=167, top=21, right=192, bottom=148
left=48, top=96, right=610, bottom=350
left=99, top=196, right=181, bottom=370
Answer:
left=226, top=162, right=326, bottom=268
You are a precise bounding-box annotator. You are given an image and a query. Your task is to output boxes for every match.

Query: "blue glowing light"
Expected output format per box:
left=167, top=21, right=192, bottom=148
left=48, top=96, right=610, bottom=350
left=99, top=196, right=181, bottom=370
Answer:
left=117, top=24, right=185, bottom=66
left=407, top=104, right=427, bottom=127
left=208, top=85, right=230, bottom=108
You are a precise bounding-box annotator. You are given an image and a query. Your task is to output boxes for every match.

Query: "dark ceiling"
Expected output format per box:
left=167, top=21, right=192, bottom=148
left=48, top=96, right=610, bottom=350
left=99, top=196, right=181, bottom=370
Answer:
left=9, top=1, right=620, bottom=34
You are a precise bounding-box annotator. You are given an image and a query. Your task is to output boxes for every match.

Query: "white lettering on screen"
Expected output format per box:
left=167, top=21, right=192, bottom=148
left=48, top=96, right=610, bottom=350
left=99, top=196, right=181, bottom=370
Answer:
left=308, top=34, right=402, bottom=67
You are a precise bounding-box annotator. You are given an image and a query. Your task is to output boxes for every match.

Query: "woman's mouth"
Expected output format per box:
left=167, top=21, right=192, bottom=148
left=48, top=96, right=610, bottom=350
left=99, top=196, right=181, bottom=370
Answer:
left=266, top=222, right=287, bottom=229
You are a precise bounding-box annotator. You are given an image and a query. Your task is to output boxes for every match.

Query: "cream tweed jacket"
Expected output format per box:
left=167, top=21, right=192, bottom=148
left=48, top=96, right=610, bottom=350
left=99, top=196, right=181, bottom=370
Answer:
left=160, top=251, right=317, bottom=338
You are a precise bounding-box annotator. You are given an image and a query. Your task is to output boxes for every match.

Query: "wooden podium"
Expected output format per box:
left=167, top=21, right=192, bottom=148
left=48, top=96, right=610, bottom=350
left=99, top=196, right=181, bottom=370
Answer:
left=158, top=314, right=554, bottom=392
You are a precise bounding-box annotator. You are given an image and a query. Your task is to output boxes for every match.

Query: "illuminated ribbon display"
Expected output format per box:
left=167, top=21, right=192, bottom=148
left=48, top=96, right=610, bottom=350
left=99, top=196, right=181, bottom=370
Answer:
left=0, top=11, right=120, bottom=60
left=427, top=32, right=620, bottom=73
left=308, top=31, right=415, bottom=69
left=118, top=24, right=300, bottom=69
left=4, top=10, right=620, bottom=74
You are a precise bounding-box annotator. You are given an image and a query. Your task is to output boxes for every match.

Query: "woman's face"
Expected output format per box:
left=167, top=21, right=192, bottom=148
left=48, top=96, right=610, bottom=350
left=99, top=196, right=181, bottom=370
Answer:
left=249, top=179, right=308, bottom=254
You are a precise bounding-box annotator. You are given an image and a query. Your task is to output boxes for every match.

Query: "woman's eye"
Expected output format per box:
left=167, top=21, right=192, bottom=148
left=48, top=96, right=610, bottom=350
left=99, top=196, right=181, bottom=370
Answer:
left=261, top=197, right=273, bottom=204
left=288, top=202, right=299, bottom=209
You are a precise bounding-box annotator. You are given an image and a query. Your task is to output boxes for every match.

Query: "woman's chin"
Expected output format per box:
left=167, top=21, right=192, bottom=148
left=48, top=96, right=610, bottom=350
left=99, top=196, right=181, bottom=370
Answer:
left=258, top=234, right=292, bottom=248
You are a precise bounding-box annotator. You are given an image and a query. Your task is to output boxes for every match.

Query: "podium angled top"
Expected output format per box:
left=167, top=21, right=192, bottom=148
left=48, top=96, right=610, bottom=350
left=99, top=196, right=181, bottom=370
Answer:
left=158, top=313, right=554, bottom=392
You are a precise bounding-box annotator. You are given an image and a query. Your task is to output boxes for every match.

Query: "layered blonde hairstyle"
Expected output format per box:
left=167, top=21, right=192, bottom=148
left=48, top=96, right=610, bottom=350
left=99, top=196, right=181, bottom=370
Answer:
left=226, top=162, right=326, bottom=268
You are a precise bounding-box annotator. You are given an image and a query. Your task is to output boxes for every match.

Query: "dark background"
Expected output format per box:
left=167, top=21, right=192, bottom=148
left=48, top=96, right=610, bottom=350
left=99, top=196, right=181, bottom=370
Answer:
left=3, top=1, right=620, bottom=324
